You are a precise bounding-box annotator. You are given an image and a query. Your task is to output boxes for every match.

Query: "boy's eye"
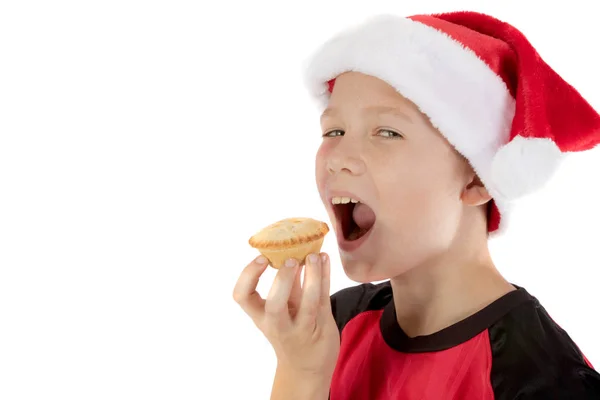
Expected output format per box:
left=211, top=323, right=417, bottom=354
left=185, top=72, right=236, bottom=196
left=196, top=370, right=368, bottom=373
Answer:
left=322, top=129, right=403, bottom=138
left=378, top=129, right=403, bottom=139
left=323, top=129, right=344, bottom=138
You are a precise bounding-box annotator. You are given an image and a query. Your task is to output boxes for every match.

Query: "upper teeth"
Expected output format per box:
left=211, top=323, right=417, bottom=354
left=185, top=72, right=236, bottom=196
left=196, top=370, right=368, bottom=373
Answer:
left=331, top=196, right=360, bottom=205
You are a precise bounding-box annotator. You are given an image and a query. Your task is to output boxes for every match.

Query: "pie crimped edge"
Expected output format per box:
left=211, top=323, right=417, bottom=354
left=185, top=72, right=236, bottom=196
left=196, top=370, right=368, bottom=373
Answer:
left=249, top=217, right=329, bottom=269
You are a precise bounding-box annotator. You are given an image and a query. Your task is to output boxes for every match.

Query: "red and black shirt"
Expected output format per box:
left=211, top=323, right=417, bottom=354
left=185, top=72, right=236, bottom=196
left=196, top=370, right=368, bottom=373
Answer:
left=329, top=282, right=600, bottom=399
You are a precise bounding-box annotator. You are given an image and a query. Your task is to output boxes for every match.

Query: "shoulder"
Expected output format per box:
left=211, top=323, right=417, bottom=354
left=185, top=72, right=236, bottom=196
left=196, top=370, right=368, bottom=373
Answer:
left=488, top=287, right=600, bottom=399
left=330, top=281, right=392, bottom=333
left=489, top=288, right=588, bottom=364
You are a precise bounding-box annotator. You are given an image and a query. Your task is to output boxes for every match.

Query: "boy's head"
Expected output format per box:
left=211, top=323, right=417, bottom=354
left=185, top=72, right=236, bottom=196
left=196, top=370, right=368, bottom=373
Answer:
left=315, top=72, right=492, bottom=282
left=305, top=12, right=600, bottom=282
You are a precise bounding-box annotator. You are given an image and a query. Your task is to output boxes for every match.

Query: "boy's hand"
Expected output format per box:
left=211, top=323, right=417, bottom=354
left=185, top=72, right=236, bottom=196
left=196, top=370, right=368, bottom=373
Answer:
left=233, top=252, right=340, bottom=379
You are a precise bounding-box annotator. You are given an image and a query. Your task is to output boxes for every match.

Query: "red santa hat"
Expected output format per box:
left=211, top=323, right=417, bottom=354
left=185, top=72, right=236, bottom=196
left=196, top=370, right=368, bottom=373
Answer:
left=304, top=11, right=600, bottom=235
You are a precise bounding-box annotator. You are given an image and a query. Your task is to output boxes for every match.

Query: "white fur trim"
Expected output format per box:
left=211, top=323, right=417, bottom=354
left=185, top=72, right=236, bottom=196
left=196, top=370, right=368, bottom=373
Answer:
left=304, top=14, right=520, bottom=232
left=491, top=136, right=564, bottom=201
left=488, top=137, right=563, bottom=238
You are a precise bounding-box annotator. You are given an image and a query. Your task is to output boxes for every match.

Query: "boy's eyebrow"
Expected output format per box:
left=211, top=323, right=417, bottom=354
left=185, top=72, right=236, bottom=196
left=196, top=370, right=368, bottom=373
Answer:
left=367, top=106, right=414, bottom=123
left=320, top=108, right=338, bottom=122
left=320, top=106, right=414, bottom=123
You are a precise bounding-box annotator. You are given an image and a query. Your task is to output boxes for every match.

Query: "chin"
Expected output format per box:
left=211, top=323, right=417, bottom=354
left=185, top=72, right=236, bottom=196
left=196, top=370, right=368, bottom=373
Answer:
left=340, top=256, right=393, bottom=283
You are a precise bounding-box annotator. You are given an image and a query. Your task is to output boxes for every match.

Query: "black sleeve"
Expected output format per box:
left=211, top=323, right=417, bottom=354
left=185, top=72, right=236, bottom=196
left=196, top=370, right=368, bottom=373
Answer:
left=330, top=281, right=393, bottom=334
left=488, top=293, right=600, bottom=400
left=520, top=370, right=600, bottom=399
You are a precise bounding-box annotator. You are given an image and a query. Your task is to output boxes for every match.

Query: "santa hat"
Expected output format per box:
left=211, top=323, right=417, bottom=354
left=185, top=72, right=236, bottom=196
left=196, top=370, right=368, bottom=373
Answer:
left=304, top=11, right=600, bottom=235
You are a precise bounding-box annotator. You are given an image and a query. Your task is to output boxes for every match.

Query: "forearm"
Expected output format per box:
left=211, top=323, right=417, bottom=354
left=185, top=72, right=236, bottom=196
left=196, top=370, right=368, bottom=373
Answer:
left=270, top=364, right=332, bottom=400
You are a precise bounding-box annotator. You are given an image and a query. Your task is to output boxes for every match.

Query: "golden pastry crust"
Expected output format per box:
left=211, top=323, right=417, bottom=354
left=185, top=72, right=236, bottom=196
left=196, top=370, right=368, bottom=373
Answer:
left=249, top=217, right=329, bottom=269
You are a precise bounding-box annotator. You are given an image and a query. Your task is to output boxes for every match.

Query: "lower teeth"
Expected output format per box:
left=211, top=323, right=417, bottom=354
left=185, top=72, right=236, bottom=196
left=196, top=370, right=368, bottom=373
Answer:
left=347, top=227, right=368, bottom=241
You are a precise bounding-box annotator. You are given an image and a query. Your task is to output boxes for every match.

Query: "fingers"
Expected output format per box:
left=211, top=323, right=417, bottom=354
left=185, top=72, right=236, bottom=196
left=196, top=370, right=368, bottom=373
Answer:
left=316, top=253, right=336, bottom=327
left=297, top=253, right=323, bottom=326
left=264, top=258, right=299, bottom=328
left=232, top=255, right=269, bottom=320
left=319, top=253, right=332, bottom=312
left=288, top=264, right=303, bottom=314
left=234, top=253, right=333, bottom=332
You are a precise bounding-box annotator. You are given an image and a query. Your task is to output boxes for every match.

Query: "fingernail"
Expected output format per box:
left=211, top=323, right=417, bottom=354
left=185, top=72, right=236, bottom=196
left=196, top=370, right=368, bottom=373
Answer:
left=256, top=256, right=267, bottom=264
left=285, top=258, right=297, bottom=268
left=308, top=253, right=319, bottom=265
left=321, top=253, right=328, bottom=263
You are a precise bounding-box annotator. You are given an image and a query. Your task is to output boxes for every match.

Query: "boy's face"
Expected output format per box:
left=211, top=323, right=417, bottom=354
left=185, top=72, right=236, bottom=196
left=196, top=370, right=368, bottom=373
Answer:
left=315, top=72, right=479, bottom=282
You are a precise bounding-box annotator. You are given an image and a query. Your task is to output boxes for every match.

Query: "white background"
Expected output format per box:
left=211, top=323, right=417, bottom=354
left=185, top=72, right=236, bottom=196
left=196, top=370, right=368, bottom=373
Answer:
left=1, top=1, right=599, bottom=399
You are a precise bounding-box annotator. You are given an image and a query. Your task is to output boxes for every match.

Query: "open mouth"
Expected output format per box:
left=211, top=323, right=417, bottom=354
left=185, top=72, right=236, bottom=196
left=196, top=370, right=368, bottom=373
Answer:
left=332, top=197, right=376, bottom=242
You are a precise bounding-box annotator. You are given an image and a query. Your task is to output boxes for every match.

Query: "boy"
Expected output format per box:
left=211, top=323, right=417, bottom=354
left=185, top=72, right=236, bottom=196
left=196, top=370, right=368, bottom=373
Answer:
left=233, top=11, right=600, bottom=399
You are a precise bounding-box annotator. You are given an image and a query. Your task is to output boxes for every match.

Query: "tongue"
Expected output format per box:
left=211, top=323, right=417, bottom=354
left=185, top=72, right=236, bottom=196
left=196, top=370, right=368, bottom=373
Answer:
left=352, top=203, right=376, bottom=230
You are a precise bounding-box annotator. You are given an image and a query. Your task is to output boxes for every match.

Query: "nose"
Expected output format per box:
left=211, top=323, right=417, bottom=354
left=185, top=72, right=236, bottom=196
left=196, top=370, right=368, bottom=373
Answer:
left=326, top=140, right=366, bottom=176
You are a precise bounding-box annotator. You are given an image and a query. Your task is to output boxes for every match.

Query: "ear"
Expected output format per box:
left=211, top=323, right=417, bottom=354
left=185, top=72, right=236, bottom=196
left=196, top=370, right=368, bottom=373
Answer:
left=461, top=173, right=492, bottom=207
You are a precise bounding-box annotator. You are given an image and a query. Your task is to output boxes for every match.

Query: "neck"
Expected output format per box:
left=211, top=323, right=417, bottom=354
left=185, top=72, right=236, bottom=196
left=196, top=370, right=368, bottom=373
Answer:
left=389, top=226, right=515, bottom=338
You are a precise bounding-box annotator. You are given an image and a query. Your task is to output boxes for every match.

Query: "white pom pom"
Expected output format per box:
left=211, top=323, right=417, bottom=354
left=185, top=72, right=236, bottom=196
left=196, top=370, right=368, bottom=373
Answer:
left=490, top=136, right=564, bottom=201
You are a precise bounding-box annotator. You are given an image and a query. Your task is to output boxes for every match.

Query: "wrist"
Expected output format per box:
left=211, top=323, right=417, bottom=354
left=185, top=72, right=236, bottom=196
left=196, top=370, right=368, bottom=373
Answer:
left=271, top=363, right=333, bottom=400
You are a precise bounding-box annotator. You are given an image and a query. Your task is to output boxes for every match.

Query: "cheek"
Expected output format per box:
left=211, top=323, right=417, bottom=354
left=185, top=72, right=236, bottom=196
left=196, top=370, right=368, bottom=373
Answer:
left=373, top=152, right=431, bottom=196
left=314, top=142, right=332, bottom=200
left=375, top=151, right=459, bottom=220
